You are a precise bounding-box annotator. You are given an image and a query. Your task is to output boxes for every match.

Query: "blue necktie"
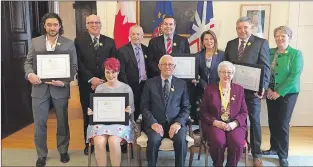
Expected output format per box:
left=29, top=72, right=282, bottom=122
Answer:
left=135, top=46, right=141, bottom=77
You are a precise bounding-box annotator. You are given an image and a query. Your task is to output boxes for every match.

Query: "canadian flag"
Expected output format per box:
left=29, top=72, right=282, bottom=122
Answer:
left=113, top=1, right=136, bottom=49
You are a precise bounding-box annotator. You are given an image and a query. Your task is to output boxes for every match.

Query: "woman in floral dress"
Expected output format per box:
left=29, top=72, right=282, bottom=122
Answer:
left=86, top=58, right=135, bottom=166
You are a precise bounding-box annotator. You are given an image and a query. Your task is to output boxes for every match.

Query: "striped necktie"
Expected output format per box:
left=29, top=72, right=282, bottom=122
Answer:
left=93, top=37, right=99, bottom=51
left=237, top=40, right=245, bottom=60
left=166, top=38, right=172, bottom=54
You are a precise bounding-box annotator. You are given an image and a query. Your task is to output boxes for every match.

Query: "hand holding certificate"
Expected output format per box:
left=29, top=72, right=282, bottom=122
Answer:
left=232, top=62, right=264, bottom=93
left=89, top=93, right=129, bottom=125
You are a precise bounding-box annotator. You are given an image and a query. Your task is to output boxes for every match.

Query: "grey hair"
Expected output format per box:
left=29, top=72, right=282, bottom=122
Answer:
left=129, top=25, right=144, bottom=36
left=274, top=26, right=292, bottom=39
left=217, top=61, right=236, bottom=74
left=85, top=14, right=101, bottom=28
left=236, top=16, right=252, bottom=25
left=159, top=54, right=175, bottom=64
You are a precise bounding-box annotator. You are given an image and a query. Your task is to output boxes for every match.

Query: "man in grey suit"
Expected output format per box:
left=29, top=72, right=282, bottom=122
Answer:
left=24, top=13, right=77, bottom=167
left=141, top=55, right=190, bottom=167
left=224, top=16, right=270, bottom=167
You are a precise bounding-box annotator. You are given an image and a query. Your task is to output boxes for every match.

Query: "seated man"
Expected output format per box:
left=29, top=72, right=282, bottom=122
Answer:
left=141, top=55, right=190, bottom=167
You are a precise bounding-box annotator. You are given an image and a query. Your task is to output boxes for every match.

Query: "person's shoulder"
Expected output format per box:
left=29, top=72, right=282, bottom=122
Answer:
left=59, top=35, right=73, bottom=43
left=146, top=76, right=160, bottom=85
left=120, top=82, right=133, bottom=92
left=149, top=35, right=162, bottom=44
left=204, top=84, right=218, bottom=92
left=174, top=34, right=188, bottom=40
left=32, top=35, right=45, bottom=42
left=231, top=83, right=244, bottom=92
left=227, top=38, right=238, bottom=44
left=100, top=34, right=114, bottom=42
left=253, top=35, right=267, bottom=43
left=173, top=76, right=186, bottom=85
left=75, top=33, right=89, bottom=41
left=95, top=83, right=107, bottom=92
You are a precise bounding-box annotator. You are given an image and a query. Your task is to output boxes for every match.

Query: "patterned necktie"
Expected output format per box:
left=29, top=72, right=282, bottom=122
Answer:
left=135, top=46, right=141, bottom=81
left=93, top=37, right=99, bottom=51
left=237, top=40, right=245, bottom=60
left=166, top=38, right=172, bottom=54
left=163, top=79, right=170, bottom=106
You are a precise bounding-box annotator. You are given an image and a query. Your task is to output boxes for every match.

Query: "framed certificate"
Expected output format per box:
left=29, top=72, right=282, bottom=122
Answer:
left=89, top=93, right=129, bottom=125
left=34, top=51, right=72, bottom=82
left=171, top=53, right=198, bottom=80
left=232, top=62, right=264, bottom=93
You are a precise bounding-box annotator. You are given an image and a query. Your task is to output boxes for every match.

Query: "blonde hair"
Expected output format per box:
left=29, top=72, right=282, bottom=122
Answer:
left=274, top=26, right=292, bottom=39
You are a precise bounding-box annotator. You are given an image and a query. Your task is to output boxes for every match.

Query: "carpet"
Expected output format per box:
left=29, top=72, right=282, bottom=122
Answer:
left=2, top=148, right=313, bottom=166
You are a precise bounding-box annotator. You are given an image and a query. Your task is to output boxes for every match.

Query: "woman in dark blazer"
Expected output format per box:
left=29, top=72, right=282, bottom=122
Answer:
left=262, top=26, right=304, bottom=167
left=192, top=30, right=224, bottom=124
left=200, top=61, right=248, bottom=167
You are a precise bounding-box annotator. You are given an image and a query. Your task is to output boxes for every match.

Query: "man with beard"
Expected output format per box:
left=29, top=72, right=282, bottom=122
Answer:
left=74, top=14, right=117, bottom=155
left=24, top=13, right=78, bottom=167
left=117, top=25, right=148, bottom=121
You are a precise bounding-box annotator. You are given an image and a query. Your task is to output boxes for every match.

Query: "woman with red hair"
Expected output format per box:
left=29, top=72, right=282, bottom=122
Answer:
left=86, top=58, right=135, bottom=166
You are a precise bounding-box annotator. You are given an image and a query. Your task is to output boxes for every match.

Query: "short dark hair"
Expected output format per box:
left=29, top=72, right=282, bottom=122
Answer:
left=163, top=15, right=176, bottom=25
left=200, top=30, right=218, bottom=53
left=41, top=13, right=64, bottom=35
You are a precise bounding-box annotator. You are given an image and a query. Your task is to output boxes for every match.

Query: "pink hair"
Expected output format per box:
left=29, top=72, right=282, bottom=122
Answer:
left=104, top=58, right=120, bottom=72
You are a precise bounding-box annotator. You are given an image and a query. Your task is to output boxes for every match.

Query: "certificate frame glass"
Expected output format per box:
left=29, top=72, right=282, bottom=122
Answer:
left=232, top=62, right=264, bottom=93
left=171, top=53, right=198, bottom=80
left=34, top=51, right=72, bottom=82
left=89, top=93, right=129, bottom=125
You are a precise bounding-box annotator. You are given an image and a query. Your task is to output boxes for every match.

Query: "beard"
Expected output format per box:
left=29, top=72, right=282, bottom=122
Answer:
left=47, top=30, right=58, bottom=37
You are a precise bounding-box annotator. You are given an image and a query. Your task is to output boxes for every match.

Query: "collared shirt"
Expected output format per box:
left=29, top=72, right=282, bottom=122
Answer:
left=161, top=75, right=173, bottom=91
left=164, top=34, right=174, bottom=49
left=237, top=37, right=250, bottom=50
left=45, top=35, right=59, bottom=51
left=131, top=43, right=147, bottom=82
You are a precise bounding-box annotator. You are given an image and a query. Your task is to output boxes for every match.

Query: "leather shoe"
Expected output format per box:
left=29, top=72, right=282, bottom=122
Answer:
left=60, top=153, right=70, bottom=163
left=36, top=157, right=46, bottom=167
left=279, top=158, right=288, bottom=167
left=84, top=145, right=94, bottom=155
left=253, top=158, right=263, bottom=167
left=262, top=149, right=277, bottom=155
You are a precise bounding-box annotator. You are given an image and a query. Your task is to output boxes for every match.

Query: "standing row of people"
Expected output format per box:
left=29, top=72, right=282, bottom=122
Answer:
left=24, top=12, right=303, bottom=167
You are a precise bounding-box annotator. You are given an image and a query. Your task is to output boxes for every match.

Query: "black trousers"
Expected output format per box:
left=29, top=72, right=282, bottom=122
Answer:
left=130, top=81, right=145, bottom=121
left=266, top=93, right=299, bottom=159
left=78, top=81, right=94, bottom=146
left=244, top=90, right=262, bottom=158
left=145, top=123, right=187, bottom=167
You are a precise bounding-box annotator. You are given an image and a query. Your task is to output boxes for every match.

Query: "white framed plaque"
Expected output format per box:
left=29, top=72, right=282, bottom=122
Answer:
left=90, top=93, right=129, bottom=125
left=36, top=53, right=71, bottom=81
left=172, top=53, right=198, bottom=79
left=232, top=62, right=264, bottom=92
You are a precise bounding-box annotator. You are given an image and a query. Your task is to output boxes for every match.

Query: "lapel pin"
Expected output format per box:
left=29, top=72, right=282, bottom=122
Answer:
left=56, top=42, right=61, bottom=46
left=99, top=43, right=103, bottom=47
left=171, top=86, right=175, bottom=92
left=247, top=42, right=251, bottom=46
left=173, top=42, right=177, bottom=46
left=144, top=55, right=147, bottom=59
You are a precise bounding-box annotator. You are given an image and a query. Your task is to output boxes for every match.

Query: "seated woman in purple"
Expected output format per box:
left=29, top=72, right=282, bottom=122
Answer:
left=200, top=61, right=248, bottom=167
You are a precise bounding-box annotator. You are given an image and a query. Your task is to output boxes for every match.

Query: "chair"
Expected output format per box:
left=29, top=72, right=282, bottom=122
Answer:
left=135, top=114, right=196, bottom=167
left=87, top=112, right=138, bottom=167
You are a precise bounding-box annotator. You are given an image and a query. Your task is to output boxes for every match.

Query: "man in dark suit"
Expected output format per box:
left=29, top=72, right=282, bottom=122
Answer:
left=74, top=14, right=117, bottom=155
left=147, top=15, right=190, bottom=78
left=224, top=16, right=270, bottom=166
left=141, top=55, right=190, bottom=167
left=24, top=13, right=78, bottom=167
left=117, top=25, right=148, bottom=120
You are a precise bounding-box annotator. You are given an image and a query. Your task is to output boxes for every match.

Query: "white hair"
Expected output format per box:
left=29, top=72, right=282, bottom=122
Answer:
left=85, top=14, right=101, bottom=28
left=217, top=61, right=236, bottom=74
left=159, top=54, right=175, bottom=64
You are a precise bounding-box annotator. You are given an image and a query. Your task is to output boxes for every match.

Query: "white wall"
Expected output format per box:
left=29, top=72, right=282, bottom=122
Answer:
left=96, top=1, right=312, bottom=126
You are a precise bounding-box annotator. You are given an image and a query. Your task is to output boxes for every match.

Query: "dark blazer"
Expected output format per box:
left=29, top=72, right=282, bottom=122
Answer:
left=224, top=35, right=270, bottom=93
left=200, top=83, right=248, bottom=129
left=197, top=49, right=225, bottom=90
left=117, top=42, right=148, bottom=86
left=147, top=34, right=191, bottom=77
left=141, top=76, right=190, bottom=130
left=75, top=33, right=117, bottom=82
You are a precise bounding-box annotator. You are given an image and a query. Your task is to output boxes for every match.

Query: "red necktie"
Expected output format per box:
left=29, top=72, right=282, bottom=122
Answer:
left=166, top=38, right=172, bottom=54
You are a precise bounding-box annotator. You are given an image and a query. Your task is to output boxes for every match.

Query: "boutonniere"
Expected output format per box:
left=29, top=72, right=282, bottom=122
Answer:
left=247, top=42, right=251, bottom=46
left=231, top=95, right=236, bottom=101
left=171, top=86, right=175, bottom=92
left=144, top=55, right=147, bottom=59
left=173, top=42, right=177, bottom=46
left=56, top=42, right=61, bottom=46
left=284, top=50, right=288, bottom=54
left=99, top=43, right=103, bottom=47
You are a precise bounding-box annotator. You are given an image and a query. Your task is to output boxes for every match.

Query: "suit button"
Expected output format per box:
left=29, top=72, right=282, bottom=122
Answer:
left=276, top=64, right=278, bottom=66
left=96, top=66, right=99, bottom=68
left=275, top=73, right=278, bottom=75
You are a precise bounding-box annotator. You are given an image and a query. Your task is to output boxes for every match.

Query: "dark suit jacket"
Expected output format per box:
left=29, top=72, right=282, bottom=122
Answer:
left=197, top=49, right=225, bottom=90
left=200, top=83, right=248, bottom=130
left=117, top=42, right=148, bottom=86
left=147, top=34, right=191, bottom=77
left=75, top=33, right=117, bottom=83
left=141, top=76, right=190, bottom=130
left=224, top=35, right=270, bottom=93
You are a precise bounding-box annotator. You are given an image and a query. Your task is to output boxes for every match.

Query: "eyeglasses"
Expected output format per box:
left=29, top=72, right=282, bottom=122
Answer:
left=219, top=71, right=233, bottom=75
left=87, top=21, right=101, bottom=25
left=160, top=63, right=175, bottom=68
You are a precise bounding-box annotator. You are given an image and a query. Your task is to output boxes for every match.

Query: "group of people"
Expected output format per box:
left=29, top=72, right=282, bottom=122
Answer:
left=24, top=12, right=303, bottom=167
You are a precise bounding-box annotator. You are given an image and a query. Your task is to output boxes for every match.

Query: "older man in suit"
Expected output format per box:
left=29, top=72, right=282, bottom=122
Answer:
left=117, top=25, right=148, bottom=120
left=24, top=13, right=78, bottom=167
left=74, top=14, right=117, bottom=155
left=224, top=16, right=270, bottom=166
left=141, top=55, right=190, bottom=167
left=147, top=15, right=190, bottom=78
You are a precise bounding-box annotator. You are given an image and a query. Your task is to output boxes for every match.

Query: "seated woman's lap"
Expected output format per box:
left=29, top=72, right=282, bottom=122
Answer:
left=205, top=126, right=246, bottom=148
left=93, top=135, right=123, bottom=147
